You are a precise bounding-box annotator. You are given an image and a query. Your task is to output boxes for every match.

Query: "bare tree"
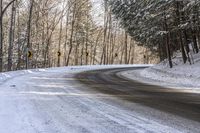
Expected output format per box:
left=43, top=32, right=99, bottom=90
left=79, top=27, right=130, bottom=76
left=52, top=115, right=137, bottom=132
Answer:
left=7, top=1, right=16, bottom=71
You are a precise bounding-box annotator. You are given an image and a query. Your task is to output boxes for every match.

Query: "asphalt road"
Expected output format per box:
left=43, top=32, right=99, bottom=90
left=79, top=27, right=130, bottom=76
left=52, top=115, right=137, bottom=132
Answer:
left=0, top=67, right=199, bottom=133
left=76, top=67, right=200, bottom=132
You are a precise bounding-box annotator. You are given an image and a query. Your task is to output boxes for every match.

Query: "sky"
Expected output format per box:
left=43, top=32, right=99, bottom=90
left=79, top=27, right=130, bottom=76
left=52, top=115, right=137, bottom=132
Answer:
left=91, top=0, right=104, bottom=26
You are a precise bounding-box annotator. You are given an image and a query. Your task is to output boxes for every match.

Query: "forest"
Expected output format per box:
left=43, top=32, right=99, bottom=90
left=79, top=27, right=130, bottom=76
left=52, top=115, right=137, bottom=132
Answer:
left=4, top=0, right=198, bottom=72
left=110, top=0, right=200, bottom=68
left=0, top=0, right=158, bottom=72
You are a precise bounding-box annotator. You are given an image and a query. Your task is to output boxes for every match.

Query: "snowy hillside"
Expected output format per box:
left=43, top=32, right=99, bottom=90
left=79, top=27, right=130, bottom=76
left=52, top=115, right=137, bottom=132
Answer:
left=122, top=52, right=200, bottom=90
left=142, top=52, right=200, bottom=87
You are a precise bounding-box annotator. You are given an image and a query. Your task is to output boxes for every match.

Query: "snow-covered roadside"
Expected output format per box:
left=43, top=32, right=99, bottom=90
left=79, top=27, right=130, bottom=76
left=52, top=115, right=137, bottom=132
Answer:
left=0, top=64, right=150, bottom=84
left=0, top=69, right=46, bottom=84
left=120, top=53, right=200, bottom=93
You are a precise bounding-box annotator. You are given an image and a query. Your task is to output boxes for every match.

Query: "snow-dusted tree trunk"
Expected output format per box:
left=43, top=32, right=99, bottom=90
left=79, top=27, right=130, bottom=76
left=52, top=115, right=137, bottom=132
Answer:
left=57, top=16, right=63, bottom=67
left=8, top=1, right=16, bottom=71
left=66, top=2, right=76, bottom=66
left=26, top=0, right=34, bottom=69
left=164, top=11, right=172, bottom=68
left=0, top=0, right=3, bottom=72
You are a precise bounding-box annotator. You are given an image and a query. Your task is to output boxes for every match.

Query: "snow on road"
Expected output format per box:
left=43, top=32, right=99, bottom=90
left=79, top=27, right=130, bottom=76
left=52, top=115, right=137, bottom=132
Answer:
left=0, top=65, right=198, bottom=133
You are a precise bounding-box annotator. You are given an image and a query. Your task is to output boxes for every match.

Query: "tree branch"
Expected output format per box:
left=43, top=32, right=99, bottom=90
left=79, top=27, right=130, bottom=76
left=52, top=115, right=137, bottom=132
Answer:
left=2, top=0, right=17, bottom=16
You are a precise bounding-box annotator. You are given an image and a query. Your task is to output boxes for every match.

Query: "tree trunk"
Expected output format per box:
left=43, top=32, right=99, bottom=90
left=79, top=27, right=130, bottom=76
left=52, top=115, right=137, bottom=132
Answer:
left=63, top=11, right=69, bottom=66
left=127, top=38, right=132, bottom=64
left=101, top=1, right=108, bottom=65
left=26, top=0, right=34, bottom=69
left=124, top=32, right=128, bottom=64
left=66, top=15, right=75, bottom=66
left=17, top=7, right=22, bottom=70
left=131, top=39, right=135, bottom=64
left=57, top=17, right=63, bottom=67
left=0, top=0, right=3, bottom=72
left=164, top=12, right=172, bottom=68
left=8, top=2, right=16, bottom=71
left=191, top=30, right=199, bottom=53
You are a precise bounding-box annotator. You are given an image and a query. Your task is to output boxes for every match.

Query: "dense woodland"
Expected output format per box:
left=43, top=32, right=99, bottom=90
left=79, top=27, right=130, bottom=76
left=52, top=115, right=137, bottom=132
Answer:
left=0, top=0, right=158, bottom=72
left=110, top=0, right=200, bottom=68
left=1, top=0, right=200, bottom=72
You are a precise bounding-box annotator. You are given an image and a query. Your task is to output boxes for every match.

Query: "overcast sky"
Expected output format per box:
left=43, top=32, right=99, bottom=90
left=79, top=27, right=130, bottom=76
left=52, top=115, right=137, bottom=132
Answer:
left=91, top=0, right=104, bottom=26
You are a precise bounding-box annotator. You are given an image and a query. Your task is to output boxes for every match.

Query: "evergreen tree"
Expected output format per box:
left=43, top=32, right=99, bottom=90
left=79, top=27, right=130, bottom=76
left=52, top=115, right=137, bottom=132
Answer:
left=109, top=0, right=200, bottom=67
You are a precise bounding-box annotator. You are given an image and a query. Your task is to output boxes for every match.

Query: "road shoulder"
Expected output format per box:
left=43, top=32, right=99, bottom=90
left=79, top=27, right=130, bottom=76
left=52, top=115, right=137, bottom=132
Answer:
left=119, top=68, right=200, bottom=94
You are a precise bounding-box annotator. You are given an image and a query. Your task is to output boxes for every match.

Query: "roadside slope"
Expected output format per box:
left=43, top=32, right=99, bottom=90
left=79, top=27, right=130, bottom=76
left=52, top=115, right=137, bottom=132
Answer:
left=121, top=53, right=200, bottom=91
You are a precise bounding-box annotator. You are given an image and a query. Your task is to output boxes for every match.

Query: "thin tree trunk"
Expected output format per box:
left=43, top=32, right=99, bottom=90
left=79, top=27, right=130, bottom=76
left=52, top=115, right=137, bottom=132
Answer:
left=34, top=8, right=40, bottom=68
left=63, top=11, right=69, bottom=66
left=101, top=0, right=108, bottom=65
left=124, top=32, right=128, bottom=64
left=175, top=1, right=187, bottom=63
left=8, top=2, right=16, bottom=71
left=26, top=0, right=34, bottom=69
left=17, top=7, right=21, bottom=70
left=75, top=43, right=79, bottom=65
left=66, top=10, right=76, bottom=66
left=127, top=38, right=132, bottom=64
left=111, top=25, right=117, bottom=64
left=92, top=30, right=101, bottom=65
left=183, top=31, right=191, bottom=64
left=0, top=0, right=3, bottom=72
left=106, top=10, right=111, bottom=64
left=85, top=13, right=89, bottom=65
left=57, top=17, right=63, bottom=67
left=164, top=12, right=172, bottom=68
left=191, top=29, right=199, bottom=53
left=131, top=39, right=135, bottom=64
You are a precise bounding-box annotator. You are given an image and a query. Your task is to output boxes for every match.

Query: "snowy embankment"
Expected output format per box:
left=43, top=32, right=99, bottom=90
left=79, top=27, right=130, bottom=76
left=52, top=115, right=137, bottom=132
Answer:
left=121, top=53, right=200, bottom=91
left=0, top=64, right=150, bottom=85
left=0, top=69, right=46, bottom=84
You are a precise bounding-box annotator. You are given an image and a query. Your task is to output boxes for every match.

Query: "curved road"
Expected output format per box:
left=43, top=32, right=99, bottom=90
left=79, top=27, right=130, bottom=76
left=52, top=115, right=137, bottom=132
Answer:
left=77, top=68, right=200, bottom=131
left=0, top=67, right=199, bottom=133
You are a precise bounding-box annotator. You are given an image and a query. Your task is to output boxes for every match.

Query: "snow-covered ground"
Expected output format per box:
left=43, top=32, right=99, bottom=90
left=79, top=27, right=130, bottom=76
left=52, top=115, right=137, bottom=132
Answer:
left=0, top=64, right=149, bottom=85
left=121, top=52, right=200, bottom=92
left=2, top=64, right=187, bottom=133
left=0, top=65, right=200, bottom=133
